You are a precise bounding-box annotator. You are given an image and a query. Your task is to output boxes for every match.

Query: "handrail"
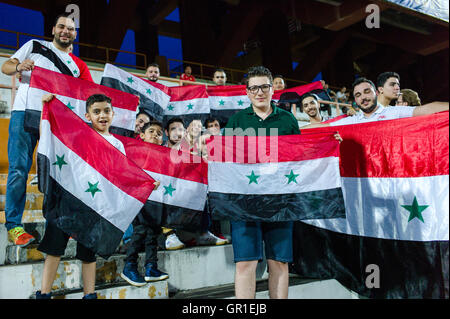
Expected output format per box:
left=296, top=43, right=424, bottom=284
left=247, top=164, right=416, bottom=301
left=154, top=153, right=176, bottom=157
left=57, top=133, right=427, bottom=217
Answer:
left=0, top=28, right=147, bottom=70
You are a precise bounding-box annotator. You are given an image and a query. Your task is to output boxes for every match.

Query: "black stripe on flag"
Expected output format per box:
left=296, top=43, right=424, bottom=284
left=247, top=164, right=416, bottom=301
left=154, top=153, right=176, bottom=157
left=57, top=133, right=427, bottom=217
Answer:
left=32, top=41, right=73, bottom=76
left=38, top=154, right=124, bottom=259
left=208, top=188, right=346, bottom=222
left=24, top=109, right=41, bottom=136
left=100, top=77, right=165, bottom=122
left=291, top=221, right=449, bottom=298
left=141, top=200, right=204, bottom=232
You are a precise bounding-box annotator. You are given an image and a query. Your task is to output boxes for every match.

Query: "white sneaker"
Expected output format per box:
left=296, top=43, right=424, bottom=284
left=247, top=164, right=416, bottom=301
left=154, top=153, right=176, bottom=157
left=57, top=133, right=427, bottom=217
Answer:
left=165, top=233, right=185, bottom=250
left=197, top=231, right=227, bottom=246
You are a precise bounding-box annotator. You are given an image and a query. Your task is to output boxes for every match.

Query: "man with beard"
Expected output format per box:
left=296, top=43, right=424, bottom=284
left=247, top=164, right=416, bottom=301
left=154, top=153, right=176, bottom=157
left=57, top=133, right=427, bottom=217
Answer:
left=301, top=77, right=448, bottom=128
left=300, top=93, right=331, bottom=124
left=145, top=63, right=160, bottom=83
left=1, top=13, right=93, bottom=247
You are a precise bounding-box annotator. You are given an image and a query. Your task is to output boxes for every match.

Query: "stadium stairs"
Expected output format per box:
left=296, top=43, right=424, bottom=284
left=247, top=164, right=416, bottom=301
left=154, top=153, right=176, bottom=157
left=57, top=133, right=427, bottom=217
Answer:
left=0, top=173, right=361, bottom=299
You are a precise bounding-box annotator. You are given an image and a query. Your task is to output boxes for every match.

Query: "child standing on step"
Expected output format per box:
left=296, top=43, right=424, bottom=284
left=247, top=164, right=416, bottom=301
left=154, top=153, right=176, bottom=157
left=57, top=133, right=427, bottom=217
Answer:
left=35, top=93, right=125, bottom=299
left=120, top=121, right=169, bottom=287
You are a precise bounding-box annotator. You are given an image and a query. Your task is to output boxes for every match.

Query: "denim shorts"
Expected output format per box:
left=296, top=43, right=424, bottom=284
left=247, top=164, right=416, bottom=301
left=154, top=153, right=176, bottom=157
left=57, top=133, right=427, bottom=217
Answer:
left=231, top=221, right=293, bottom=263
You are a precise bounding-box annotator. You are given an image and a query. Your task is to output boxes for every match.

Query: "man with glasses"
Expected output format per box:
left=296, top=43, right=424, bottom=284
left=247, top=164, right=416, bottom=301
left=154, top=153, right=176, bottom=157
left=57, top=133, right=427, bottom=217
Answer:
left=212, top=68, right=227, bottom=86
left=224, top=66, right=299, bottom=299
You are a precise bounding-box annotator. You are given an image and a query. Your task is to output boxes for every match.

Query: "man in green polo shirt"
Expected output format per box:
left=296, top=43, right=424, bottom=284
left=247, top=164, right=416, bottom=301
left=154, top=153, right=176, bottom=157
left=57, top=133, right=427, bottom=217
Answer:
left=224, top=66, right=299, bottom=299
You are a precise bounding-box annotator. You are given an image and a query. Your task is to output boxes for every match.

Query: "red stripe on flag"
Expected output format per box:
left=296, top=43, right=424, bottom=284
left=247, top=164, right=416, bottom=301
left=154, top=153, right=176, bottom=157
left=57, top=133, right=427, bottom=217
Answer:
left=114, top=134, right=208, bottom=185
left=168, top=85, right=208, bottom=101
left=301, top=112, right=449, bottom=178
left=31, top=66, right=139, bottom=111
left=272, top=81, right=323, bottom=100
left=207, top=85, right=247, bottom=97
left=207, top=133, right=340, bottom=164
left=43, top=98, right=155, bottom=203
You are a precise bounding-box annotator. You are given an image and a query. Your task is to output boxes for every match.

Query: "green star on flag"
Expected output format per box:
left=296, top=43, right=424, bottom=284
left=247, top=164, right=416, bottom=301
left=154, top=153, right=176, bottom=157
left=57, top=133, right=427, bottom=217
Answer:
left=219, top=100, right=225, bottom=106
left=146, top=89, right=152, bottom=95
left=167, top=104, right=174, bottom=111
left=401, top=196, right=429, bottom=223
left=72, top=70, right=78, bottom=75
left=85, top=181, right=101, bottom=198
left=246, top=171, right=260, bottom=185
left=52, top=154, right=68, bottom=170
left=164, top=184, right=176, bottom=196
left=187, top=103, right=194, bottom=110
left=66, top=102, right=75, bottom=110
left=67, top=60, right=71, bottom=64
left=127, top=77, right=134, bottom=84
left=285, top=170, right=299, bottom=184
left=237, top=100, right=244, bottom=106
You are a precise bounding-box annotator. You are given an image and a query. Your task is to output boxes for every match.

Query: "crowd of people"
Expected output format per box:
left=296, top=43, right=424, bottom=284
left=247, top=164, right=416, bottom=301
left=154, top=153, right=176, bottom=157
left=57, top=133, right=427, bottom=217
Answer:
left=1, top=13, right=448, bottom=300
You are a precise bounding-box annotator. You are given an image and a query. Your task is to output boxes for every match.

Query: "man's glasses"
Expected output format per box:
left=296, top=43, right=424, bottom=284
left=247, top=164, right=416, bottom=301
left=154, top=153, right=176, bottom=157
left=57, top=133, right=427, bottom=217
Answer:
left=247, top=84, right=272, bottom=95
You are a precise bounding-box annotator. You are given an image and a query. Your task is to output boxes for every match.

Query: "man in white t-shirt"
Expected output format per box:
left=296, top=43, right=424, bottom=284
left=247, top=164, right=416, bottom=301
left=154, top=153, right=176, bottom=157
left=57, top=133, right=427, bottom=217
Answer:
left=1, top=13, right=93, bottom=247
left=301, top=77, right=448, bottom=129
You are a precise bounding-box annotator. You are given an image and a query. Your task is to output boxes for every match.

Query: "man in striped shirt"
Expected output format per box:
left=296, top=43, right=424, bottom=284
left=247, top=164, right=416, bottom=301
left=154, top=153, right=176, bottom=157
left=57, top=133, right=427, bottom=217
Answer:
left=1, top=13, right=93, bottom=247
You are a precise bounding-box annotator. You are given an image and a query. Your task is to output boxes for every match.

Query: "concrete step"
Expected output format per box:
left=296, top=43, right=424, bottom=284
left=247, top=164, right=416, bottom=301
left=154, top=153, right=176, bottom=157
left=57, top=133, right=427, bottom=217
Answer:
left=0, top=183, right=40, bottom=196
left=0, top=209, right=45, bottom=224
left=0, top=193, right=43, bottom=211
left=0, top=254, right=168, bottom=299
left=172, top=277, right=362, bottom=299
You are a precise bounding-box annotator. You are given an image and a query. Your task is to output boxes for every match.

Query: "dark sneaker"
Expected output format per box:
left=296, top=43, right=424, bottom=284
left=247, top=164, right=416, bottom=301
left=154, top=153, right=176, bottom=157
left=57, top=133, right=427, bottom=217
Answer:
left=82, top=293, right=98, bottom=299
left=144, top=263, right=169, bottom=282
left=120, top=262, right=146, bottom=287
left=35, top=291, right=52, bottom=299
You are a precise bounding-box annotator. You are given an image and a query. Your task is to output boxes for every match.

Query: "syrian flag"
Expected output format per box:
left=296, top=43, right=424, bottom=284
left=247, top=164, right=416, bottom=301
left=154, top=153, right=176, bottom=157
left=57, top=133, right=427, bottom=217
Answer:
left=165, top=85, right=210, bottom=127
left=27, top=66, right=139, bottom=137
left=272, top=81, right=324, bottom=103
left=114, top=134, right=208, bottom=231
left=207, top=85, right=250, bottom=127
left=37, top=97, right=155, bottom=259
left=100, top=63, right=170, bottom=122
left=206, top=133, right=346, bottom=221
left=292, top=112, right=449, bottom=298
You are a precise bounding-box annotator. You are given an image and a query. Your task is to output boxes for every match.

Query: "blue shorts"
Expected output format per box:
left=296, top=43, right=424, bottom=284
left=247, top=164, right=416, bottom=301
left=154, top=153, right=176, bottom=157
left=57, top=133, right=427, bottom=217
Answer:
left=231, top=221, right=293, bottom=263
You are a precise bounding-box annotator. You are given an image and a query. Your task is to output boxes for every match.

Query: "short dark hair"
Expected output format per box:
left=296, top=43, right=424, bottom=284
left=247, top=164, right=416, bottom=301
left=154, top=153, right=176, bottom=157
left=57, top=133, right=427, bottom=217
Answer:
left=204, top=117, right=219, bottom=127
left=214, top=68, right=226, bottom=74
left=273, top=74, right=284, bottom=80
left=376, top=72, right=400, bottom=89
left=54, top=13, right=75, bottom=27
left=86, top=94, right=112, bottom=112
left=136, top=109, right=152, bottom=121
left=165, top=117, right=185, bottom=131
left=142, top=120, right=163, bottom=134
left=147, top=63, right=159, bottom=69
left=246, top=66, right=273, bottom=86
left=351, top=77, right=376, bottom=97
left=300, top=92, right=318, bottom=105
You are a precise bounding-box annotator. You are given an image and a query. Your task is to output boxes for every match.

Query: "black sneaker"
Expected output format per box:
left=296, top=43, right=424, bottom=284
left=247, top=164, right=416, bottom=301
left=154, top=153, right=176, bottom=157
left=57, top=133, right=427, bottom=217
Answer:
left=82, top=292, right=98, bottom=299
left=35, top=291, right=52, bottom=299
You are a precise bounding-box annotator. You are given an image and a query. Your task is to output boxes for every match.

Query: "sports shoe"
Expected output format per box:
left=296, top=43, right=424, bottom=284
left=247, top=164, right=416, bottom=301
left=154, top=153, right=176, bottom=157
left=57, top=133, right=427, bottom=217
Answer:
left=35, top=291, right=52, bottom=299
left=82, top=293, right=98, bottom=299
left=120, top=262, right=146, bottom=287
left=165, top=233, right=185, bottom=250
left=144, top=263, right=169, bottom=282
left=213, top=232, right=230, bottom=244
left=8, top=227, right=35, bottom=247
left=197, top=231, right=227, bottom=246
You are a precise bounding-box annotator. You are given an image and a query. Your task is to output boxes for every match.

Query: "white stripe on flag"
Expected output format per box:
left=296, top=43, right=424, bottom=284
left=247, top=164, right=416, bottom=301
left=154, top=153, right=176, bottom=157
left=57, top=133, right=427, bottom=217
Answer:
left=302, top=176, right=449, bottom=241
left=144, top=170, right=207, bottom=211
left=208, top=157, right=341, bottom=195
left=28, top=87, right=135, bottom=131
left=165, top=98, right=210, bottom=116
left=39, top=121, right=144, bottom=232
left=209, top=95, right=250, bottom=111
left=103, top=63, right=170, bottom=106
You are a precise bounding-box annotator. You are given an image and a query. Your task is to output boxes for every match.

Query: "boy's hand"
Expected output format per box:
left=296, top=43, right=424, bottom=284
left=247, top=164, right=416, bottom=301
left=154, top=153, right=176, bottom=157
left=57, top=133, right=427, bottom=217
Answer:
left=42, top=94, right=55, bottom=104
left=334, top=133, right=343, bottom=143
left=153, top=180, right=161, bottom=190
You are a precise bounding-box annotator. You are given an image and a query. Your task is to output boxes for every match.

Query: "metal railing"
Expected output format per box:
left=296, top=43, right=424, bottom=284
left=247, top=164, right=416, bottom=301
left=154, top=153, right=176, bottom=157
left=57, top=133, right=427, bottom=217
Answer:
left=0, top=28, right=147, bottom=70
